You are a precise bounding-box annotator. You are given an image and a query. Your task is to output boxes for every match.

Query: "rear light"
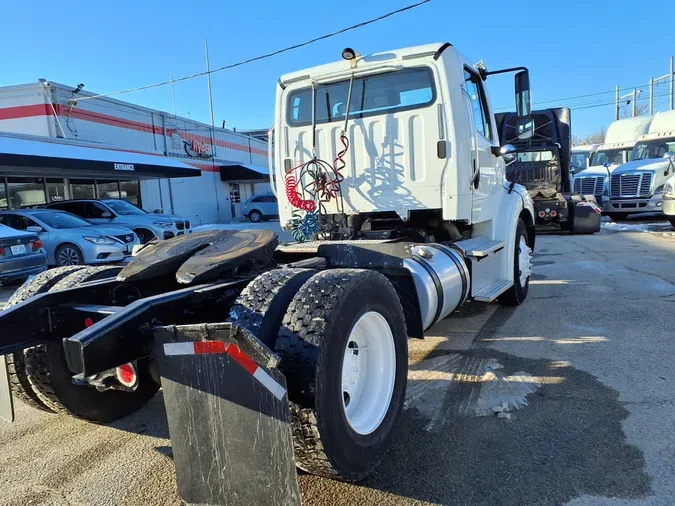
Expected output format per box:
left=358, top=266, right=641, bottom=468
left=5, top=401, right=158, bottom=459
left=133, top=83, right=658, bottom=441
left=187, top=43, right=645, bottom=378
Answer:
left=0, top=247, right=4, bottom=255
left=538, top=211, right=545, bottom=217
left=33, top=239, right=43, bottom=250
left=115, top=363, right=138, bottom=388
left=550, top=210, right=557, bottom=217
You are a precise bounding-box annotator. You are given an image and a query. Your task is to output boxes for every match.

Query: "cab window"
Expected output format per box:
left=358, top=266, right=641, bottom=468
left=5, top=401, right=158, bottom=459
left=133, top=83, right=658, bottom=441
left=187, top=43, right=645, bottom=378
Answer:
left=464, top=68, right=493, bottom=141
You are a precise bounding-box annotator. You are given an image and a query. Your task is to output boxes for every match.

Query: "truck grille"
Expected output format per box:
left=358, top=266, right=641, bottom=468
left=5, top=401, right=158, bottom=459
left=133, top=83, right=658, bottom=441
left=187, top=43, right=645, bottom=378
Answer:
left=573, top=176, right=605, bottom=197
left=610, top=173, right=653, bottom=197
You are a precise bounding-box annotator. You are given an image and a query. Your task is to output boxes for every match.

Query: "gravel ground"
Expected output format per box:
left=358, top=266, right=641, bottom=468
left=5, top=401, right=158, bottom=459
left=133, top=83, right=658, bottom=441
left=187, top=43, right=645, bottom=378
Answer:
left=1, top=222, right=675, bottom=505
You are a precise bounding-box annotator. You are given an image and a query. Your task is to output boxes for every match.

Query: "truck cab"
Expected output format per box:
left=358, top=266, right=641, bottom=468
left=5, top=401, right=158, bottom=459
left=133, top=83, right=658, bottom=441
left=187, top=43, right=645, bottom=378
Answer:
left=274, top=43, right=535, bottom=244
left=573, top=116, right=653, bottom=205
left=605, top=111, right=675, bottom=219
left=571, top=144, right=601, bottom=175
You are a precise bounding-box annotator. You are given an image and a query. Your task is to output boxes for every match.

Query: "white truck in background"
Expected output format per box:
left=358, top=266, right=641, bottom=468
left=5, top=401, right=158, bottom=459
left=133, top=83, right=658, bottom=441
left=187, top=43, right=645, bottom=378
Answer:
left=663, top=174, right=675, bottom=227
left=605, top=111, right=675, bottom=220
left=571, top=143, right=601, bottom=174
left=572, top=115, right=653, bottom=211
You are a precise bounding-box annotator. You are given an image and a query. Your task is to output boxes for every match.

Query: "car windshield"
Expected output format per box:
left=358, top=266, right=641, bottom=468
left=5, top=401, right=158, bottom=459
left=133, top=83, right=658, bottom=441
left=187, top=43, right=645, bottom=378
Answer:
left=571, top=152, right=590, bottom=170
left=631, top=138, right=675, bottom=161
left=104, top=200, right=147, bottom=215
left=591, top=149, right=623, bottom=166
left=34, top=212, right=92, bottom=229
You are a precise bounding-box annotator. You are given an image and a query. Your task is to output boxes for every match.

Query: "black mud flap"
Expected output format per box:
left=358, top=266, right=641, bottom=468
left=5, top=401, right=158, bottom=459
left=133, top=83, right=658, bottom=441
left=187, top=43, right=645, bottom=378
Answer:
left=571, top=201, right=602, bottom=234
left=0, top=356, right=13, bottom=422
left=154, top=323, right=300, bottom=506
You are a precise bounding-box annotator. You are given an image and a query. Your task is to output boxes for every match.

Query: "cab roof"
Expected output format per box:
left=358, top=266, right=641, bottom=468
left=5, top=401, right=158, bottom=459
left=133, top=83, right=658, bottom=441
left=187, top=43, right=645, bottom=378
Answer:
left=279, top=42, right=451, bottom=85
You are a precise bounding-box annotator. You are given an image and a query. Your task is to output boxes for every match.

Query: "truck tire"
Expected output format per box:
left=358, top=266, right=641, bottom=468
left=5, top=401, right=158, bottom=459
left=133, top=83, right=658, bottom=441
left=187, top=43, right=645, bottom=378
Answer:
left=4, top=266, right=87, bottom=412
left=499, top=218, right=531, bottom=306
left=276, top=269, right=408, bottom=481
left=227, top=268, right=315, bottom=348
left=18, top=266, right=159, bottom=422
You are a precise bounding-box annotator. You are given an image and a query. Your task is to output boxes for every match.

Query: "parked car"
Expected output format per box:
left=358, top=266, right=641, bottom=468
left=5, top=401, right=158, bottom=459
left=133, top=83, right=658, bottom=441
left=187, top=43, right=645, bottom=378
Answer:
left=45, top=199, right=191, bottom=243
left=243, top=194, right=278, bottom=222
left=0, top=223, right=47, bottom=284
left=0, top=210, right=139, bottom=267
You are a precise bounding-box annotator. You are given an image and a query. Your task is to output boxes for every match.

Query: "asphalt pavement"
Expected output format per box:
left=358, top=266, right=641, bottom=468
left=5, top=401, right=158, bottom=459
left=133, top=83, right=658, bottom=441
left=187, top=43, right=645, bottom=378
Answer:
left=2, top=222, right=675, bottom=505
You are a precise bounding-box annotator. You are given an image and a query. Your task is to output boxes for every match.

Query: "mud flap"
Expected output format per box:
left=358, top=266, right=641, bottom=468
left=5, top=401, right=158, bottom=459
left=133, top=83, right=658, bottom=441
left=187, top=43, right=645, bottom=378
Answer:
left=154, top=322, right=300, bottom=506
left=0, top=356, right=14, bottom=422
left=571, top=201, right=602, bottom=234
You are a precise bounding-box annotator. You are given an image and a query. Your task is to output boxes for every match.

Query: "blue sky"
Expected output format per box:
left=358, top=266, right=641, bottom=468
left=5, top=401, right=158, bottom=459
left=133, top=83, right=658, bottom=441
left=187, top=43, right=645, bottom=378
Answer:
left=1, top=0, right=672, bottom=138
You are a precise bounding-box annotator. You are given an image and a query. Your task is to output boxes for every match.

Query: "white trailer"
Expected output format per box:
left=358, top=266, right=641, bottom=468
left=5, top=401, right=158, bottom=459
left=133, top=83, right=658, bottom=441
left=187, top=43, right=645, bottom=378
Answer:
left=1, top=42, right=537, bottom=505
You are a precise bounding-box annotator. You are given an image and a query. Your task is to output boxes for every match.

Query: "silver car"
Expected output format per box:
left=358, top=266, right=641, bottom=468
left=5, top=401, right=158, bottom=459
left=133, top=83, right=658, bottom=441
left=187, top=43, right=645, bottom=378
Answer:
left=0, top=210, right=139, bottom=267
left=0, top=224, right=47, bottom=284
left=46, top=199, right=192, bottom=243
left=243, top=194, right=279, bottom=222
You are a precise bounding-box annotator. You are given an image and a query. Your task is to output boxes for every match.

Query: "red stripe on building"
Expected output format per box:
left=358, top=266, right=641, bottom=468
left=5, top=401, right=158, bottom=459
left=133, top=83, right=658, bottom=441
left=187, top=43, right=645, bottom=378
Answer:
left=0, top=104, right=266, bottom=157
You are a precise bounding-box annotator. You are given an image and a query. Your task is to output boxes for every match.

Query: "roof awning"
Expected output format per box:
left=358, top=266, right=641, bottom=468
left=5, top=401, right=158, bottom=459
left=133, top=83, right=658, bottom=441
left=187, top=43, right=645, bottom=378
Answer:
left=0, top=134, right=201, bottom=178
left=220, top=163, right=268, bottom=182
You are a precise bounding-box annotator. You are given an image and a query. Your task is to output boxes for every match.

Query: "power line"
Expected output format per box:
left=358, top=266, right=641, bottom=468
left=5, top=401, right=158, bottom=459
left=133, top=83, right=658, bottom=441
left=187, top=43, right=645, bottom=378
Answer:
left=76, top=0, right=432, bottom=103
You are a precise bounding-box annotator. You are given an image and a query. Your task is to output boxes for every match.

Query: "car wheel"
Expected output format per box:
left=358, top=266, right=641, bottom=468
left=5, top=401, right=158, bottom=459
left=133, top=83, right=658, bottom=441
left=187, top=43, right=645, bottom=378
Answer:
left=134, top=228, right=156, bottom=244
left=55, top=243, right=84, bottom=266
left=249, top=210, right=263, bottom=223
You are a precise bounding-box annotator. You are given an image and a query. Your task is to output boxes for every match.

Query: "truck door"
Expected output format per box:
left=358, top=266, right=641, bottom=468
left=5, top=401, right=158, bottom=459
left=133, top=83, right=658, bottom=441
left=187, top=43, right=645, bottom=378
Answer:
left=463, top=67, right=498, bottom=222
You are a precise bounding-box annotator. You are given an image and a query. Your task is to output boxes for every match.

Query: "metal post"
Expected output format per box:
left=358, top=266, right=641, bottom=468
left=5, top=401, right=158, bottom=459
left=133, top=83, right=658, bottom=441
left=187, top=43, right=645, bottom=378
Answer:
left=632, top=88, right=637, bottom=117
left=615, top=85, right=620, bottom=120
left=670, top=56, right=674, bottom=111
left=169, top=72, right=177, bottom=118
left=650, top=77, right=654, bottom=115
left=205, top=38, right=215, bottom=128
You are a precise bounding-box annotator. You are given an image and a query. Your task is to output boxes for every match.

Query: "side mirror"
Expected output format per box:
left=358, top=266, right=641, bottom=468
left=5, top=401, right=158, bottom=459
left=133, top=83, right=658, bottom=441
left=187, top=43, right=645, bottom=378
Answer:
left=153, top=209, right=164, bottom=214
left=664, top=152, right=674, bottom=175
left=101, top=211, right=112, bottom=219
left=26, top=226, right=43, bottom=233
left=604, top=162, right=612, bottom=168
left=514, top=70, right=531, bottom=117
left=515, top=116, right=534, bottom=140
left=492, top=144, right=517, bottom=163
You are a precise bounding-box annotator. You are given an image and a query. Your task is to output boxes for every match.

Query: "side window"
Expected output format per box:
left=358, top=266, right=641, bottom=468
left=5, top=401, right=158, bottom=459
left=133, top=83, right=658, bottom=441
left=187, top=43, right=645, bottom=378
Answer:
left=260, top=195, right=276, bottom=203
left=463, top=68, right=493, bottom=141
left=84, top=202, right=110, bottom=218
left=250, top=197, right=261, bottom=203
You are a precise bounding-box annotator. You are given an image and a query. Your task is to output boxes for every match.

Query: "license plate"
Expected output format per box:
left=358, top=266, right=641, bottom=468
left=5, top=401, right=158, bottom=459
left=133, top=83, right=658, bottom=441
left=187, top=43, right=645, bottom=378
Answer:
left=10, top=244, right=26, bottom=255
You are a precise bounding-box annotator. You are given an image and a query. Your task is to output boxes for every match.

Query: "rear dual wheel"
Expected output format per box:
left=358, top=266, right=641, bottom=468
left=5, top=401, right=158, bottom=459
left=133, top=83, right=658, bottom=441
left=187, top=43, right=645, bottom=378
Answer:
left=227, top=268, right=408, bottom=482
left=6, top=266, right=159, bottom=422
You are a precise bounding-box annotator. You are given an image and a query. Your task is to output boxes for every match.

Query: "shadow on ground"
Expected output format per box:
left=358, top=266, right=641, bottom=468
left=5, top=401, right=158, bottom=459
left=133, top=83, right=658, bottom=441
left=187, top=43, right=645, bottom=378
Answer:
left=299, top=347, right=651, bottom=506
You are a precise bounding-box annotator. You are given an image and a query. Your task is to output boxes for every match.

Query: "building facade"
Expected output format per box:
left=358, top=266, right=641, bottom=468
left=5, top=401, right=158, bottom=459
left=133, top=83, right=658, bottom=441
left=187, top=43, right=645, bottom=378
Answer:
left=0, top=80, right=271, bottom=225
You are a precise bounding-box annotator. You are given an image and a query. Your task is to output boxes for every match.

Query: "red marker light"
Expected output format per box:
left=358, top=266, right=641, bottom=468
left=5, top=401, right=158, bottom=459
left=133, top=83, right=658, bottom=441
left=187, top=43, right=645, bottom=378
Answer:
left=550, top=210, right=557, bottom=217
left=538, top=211, right=546, bottom=217
left=84, top=318, right=94, bottom=328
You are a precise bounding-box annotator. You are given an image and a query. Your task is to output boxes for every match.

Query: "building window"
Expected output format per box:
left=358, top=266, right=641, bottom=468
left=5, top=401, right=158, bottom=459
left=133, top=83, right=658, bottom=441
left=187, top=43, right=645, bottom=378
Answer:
left=97, top=180, right=122, bottom=199
left=119, top=181, right=141, bottom=206
left=70, top=179, right=96, bottom=199
left=7, top=177, right=46, bottom=209
left=46, top=178, right=67, bottom=203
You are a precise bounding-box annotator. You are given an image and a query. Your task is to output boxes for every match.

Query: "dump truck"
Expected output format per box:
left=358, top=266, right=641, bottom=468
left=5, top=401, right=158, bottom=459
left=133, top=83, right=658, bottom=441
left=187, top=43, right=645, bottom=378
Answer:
left=496, top=108, right=601, bottom=234
left=1, top=42, right=537, bottom=506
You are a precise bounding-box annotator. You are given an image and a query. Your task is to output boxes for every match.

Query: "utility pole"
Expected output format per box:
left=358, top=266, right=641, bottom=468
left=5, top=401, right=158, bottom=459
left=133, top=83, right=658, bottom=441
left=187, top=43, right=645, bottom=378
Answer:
left=649, top=77, right=654, bottom=114
left=671, top=55, right=674, bottom=111
left=169, top=71, right=177, bottom=117
left=205, top=38, right=215, bottom=128
left=615, top=85, right=620, bottom=120
left=632, top=88, right=637, bottom=117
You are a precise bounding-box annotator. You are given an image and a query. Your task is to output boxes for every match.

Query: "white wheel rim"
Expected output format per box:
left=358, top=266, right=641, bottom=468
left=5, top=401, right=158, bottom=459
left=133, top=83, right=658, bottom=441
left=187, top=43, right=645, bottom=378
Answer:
left=341, top=311, right=396, bottom=435
left=59, top=248, right=80, bottom=266
left=518, top=236, right=532, bottom=286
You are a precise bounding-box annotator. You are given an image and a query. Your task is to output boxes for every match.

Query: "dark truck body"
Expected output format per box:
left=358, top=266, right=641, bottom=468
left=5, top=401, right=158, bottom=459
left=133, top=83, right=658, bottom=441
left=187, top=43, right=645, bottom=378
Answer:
left=496, top=108, right=601, bottom=233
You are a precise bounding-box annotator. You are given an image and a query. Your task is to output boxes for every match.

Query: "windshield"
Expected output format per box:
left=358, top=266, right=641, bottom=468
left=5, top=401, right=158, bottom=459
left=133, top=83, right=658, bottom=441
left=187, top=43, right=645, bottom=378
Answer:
left=571, top=152, right=590, bottom=171
left=104, top=200, right=147, bottom=215
left=518, top=151, right=555, bottom=162
left=631, top=138, right=675, bottom=161
left=591, top=149, right=624, bottom=166
left=34, top=212, right=92, bottom=229
left=287, top=67, right=436, bottom=127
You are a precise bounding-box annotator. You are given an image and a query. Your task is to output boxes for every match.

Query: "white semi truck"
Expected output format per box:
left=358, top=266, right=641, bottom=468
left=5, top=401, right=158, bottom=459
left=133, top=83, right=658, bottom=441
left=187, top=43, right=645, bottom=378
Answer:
left=1, top=42, right=536, bottom=505
left=605, top=110, right=675, bottom=220
left=663, top=174, right=675, bottom=227
left=572, top=116, right=653, bottom=211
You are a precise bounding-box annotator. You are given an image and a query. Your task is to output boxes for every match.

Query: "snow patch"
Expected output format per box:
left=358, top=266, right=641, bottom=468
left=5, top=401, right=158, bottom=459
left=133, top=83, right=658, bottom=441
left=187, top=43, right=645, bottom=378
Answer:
left=602, top=221, right=673, bottom=233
